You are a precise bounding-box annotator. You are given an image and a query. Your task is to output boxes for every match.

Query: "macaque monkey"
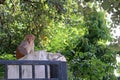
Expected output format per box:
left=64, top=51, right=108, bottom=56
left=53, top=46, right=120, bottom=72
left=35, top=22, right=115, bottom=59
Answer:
left=16, top=34, right=35, bottom=59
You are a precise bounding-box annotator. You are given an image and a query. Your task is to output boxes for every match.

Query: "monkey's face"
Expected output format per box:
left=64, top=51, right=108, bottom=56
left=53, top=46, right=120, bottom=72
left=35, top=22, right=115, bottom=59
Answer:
left=25, top=34, right=35, bottom=43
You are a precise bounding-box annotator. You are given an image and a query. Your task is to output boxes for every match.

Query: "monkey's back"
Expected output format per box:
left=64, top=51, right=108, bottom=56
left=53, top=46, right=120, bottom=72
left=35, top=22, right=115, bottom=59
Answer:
left=16, top=48, right=25, bottom=59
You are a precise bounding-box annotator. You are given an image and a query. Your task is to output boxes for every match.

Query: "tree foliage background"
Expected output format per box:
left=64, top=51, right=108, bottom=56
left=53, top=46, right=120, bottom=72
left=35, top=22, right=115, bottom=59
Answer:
left=0, top=0, right=120, bottom=80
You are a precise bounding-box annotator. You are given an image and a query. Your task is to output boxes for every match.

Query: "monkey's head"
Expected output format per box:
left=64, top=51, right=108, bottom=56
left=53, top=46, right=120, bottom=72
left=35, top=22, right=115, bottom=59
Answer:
left=25, top=34, right=35, bottom=43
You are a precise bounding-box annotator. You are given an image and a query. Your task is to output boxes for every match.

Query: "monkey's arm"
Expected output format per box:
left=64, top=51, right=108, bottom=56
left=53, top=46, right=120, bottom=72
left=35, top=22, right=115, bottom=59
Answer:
left=29, top=43, right=34, bottom=54
left=18, top=41, right=28, bottom=55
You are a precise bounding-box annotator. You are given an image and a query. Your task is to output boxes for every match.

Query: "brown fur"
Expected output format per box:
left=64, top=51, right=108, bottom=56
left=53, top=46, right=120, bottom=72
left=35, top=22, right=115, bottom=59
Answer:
left=16, top=34, right=35, bottom=59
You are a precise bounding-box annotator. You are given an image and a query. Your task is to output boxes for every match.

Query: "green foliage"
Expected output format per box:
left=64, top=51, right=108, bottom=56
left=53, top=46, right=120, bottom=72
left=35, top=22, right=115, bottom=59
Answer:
left=68, top=9, right=116, bottom=79
left=42, top=2, right=116, bottom=79
left=110, top=39, right=120, bottom=76
left=43, top=21, right=86, bottom=53
left=0, top=0, right=118, bottom=79
left=0, top=53, right=16, bottom=60
left=84, top=0, right=120, bottom=26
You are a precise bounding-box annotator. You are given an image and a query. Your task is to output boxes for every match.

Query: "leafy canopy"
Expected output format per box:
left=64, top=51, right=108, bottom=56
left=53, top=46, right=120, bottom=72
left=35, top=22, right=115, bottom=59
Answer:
left=0, top=0, right=117, bottom=79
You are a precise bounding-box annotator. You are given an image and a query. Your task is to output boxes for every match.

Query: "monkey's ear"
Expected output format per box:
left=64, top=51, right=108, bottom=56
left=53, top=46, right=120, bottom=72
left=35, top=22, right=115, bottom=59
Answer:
left=33, top=35, right=35, bottom=40
left=31, top=34, right=35, bottom=40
